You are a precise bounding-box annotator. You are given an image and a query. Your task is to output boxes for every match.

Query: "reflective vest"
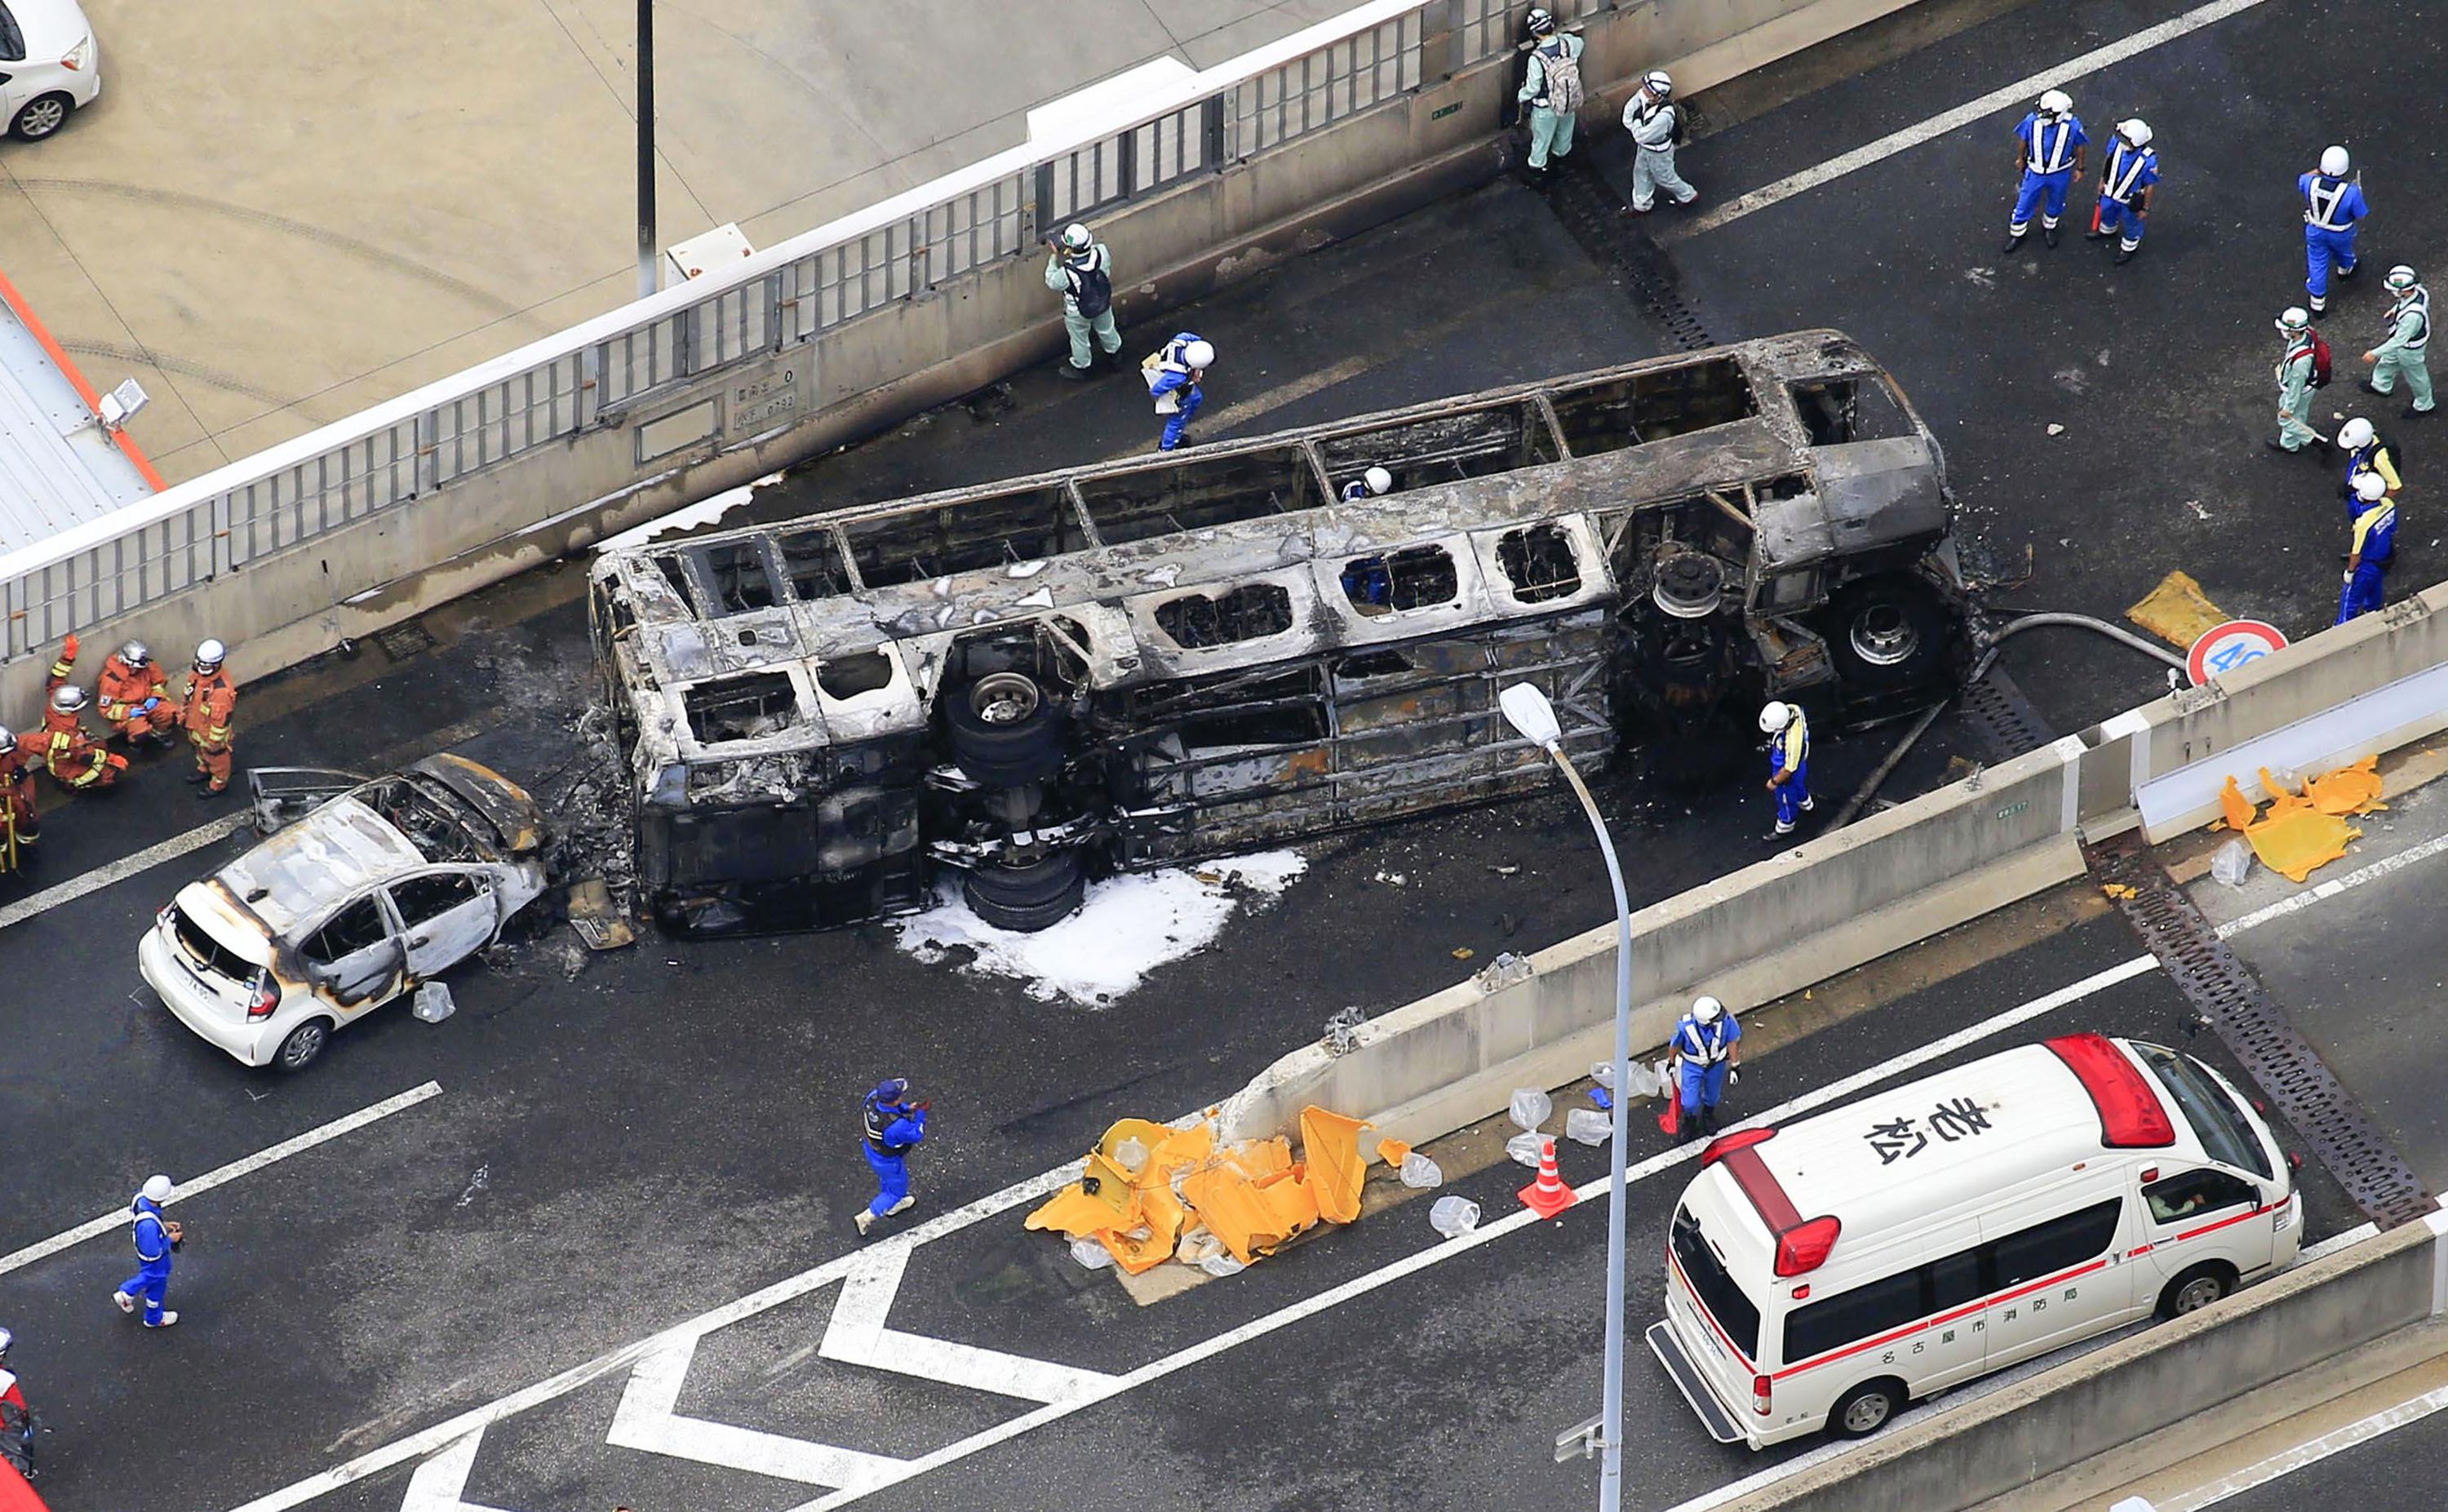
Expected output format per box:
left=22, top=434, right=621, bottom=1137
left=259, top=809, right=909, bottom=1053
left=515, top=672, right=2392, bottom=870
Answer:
left=1627, top=99, right=1678, bottom=152
left=2351, top=499, right=2398, bottom=563
left=2387, top=288, right=2431, bottom=352
left=1772, top=712, right=1809, bottom=777
left=1674, top=1017, right=1734, bottom=1065
left=2278, top=339, right=2316, bottom=388
left=2024, top=116, right=2079, bottom=173
left=863, top=1097, right=920, bottom=1155
left=131, top=1199, right=171, bottom=1267
left=2304, top=175, right=2358, bottom=231
left=2102, top=140, right=2155, bottom=202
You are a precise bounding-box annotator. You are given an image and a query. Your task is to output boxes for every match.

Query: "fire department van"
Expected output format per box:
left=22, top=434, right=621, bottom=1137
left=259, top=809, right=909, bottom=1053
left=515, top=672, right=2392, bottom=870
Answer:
left=1648, top=1033, right=2299, bottom=1447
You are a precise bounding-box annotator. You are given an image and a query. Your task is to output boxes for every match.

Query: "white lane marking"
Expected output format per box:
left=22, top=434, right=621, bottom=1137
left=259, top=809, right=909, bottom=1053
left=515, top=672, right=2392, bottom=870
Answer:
left=0, top=1080, right=444, bottom=1277
left=400, top=1432, right=512, bottom=1512
left=0, top=811, right=251, bottom=932
left=1668, top=0, right=2275, bottom=239
left=820, top=1248, right=1121, bottom=1405
left=2158, top=1377, right=2448, bottom=1510
left=233, top=828, right=2446, bottom=1512
left=607, top=1336, right=903, bottom=1492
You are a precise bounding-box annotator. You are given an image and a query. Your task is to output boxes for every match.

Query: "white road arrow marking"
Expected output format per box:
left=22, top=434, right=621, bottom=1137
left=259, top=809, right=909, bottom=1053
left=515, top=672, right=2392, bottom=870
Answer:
left=400, top=1431, right=516, bottom=1512
left=819, top=1248, right=1120, bottom=1405
left=605, top=1336, right=904, bottom=1492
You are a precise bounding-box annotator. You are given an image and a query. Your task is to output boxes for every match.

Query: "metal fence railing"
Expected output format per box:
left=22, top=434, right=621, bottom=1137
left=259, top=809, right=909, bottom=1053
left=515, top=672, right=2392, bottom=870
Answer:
left=0, top=0, right=1483, bottom=666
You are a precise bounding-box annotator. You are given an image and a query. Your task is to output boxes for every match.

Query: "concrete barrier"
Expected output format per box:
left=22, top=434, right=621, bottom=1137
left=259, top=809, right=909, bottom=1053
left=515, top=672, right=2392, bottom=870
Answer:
left=1220, top=579, right=2448, bottom=1149
left=0, top=0, right=1916, bottom=718
left=1718, top=1208, right=2448, bottom=1512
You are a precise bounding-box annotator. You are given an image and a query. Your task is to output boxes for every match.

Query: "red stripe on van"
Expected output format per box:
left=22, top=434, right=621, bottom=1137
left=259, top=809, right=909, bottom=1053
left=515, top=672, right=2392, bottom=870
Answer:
left=1770, top=1257, right=2111, bottom=1382
left=2044, top=1034, right=2176, bottom=1147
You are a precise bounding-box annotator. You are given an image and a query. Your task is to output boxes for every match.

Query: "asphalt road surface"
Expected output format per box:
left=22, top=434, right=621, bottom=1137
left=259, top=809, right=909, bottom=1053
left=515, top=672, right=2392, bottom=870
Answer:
left=7, top=0, right=2446, bottom=1508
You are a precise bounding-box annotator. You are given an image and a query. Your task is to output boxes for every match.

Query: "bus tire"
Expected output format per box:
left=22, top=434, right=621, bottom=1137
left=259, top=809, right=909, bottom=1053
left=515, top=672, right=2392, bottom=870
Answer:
left=2156, top=1262, right=2235, bottom=1320
left=946, top=672, right=1067, bottom=787
left=963, top=851, right=1087, bottom=931
left=1824, top=574, right=1950, bottom=695
left=1829, top=1377, right=1905, bottom=1439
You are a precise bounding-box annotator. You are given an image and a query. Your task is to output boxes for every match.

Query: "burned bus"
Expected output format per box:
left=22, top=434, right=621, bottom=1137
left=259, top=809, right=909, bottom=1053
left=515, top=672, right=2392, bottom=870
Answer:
left=590, top=330, right=1968, bottom=933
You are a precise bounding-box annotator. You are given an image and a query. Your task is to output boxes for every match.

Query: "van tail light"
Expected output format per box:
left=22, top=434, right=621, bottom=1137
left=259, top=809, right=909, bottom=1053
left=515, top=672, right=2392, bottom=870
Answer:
left=1774, top=1215, right=1842, bottom=1277
left=1752, top=1375, right=1773, bottom=1417
left=1701, top=1127, right=1776, bottom=1166
left=157, top=904, right=176, bottom=929
left=244, top=970, right=278, bottom=1021
left=2288, top=1151, right=2304, bottom=1172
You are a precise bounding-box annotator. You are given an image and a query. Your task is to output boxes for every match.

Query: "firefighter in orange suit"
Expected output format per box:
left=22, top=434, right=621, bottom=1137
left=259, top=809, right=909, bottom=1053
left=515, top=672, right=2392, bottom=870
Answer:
left=180, top=638, right=237, bottom=797
left=0, top=724, right=41, bottom=862
left=98, top=641, right=177, bottom=747
left=38, top=636, right=126, bottom=792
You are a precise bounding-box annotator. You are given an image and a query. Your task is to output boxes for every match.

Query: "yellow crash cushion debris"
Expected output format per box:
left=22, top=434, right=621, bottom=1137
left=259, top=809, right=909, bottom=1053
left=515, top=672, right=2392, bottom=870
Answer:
left=1300, top=1106, right=1374, bottom=1225
left=2305, top=756, right=2387, bottom=816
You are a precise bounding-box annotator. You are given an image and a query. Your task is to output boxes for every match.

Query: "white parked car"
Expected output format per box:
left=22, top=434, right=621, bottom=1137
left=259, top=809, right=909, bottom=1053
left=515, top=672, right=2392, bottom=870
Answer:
left=0, top=0, right=100, bottom=141
left=140, top=756, right=550, bottom=1071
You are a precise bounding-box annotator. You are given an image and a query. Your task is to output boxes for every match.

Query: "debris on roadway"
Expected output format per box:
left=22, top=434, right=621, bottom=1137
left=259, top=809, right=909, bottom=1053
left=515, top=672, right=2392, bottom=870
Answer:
left=2215, top=760, right=2385, bottom=883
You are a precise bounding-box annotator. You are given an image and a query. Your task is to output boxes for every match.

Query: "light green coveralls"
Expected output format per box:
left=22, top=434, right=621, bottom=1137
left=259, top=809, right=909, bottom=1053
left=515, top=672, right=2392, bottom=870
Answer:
left=1044, top=242, right=1121, bottom=370
left=2276, top=337, right=2319, bottom=451
left=1518, top=34, right=1585, bottom=171
left=2368, top=288, right=2435, bottom=413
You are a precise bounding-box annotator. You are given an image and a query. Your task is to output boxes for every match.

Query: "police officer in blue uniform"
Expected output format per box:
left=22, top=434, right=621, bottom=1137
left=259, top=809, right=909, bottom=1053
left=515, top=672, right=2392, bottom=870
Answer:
left=2339, top=472, right=2397, bottom=623
left=1340, top=466, right=1394, bottom=502
left=1668, top=995, right=1741, bottom=1141
left=854, top=1080, right=929, bottom=1238
left=111, top=1174, right=180, bottom=1328
left=2087, top=118, right=2158, bottom=265
left=2002, top=90, right=2087, bottom=254
left=2301, top=145, right=2367, bottom=315
left=1760, top=700, right=1813, bottom=838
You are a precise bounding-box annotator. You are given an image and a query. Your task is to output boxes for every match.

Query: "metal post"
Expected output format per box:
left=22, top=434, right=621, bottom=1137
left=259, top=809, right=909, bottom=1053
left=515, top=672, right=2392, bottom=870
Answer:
left=1548, top=749, right=1633, bottom=1512
left=636, top=0, right=658, bottom=300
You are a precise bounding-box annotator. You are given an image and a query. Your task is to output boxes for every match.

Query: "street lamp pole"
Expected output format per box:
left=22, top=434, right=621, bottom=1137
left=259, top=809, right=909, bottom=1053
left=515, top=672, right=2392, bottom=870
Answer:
left=1498, top=683, right=1632, bottom=1512
left=636, top=0, right=658, bottom=300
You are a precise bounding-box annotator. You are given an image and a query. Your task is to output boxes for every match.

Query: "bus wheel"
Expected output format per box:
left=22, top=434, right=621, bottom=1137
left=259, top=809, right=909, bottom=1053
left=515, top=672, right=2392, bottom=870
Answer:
left=1829, top=1378, right=1905, bottom=1439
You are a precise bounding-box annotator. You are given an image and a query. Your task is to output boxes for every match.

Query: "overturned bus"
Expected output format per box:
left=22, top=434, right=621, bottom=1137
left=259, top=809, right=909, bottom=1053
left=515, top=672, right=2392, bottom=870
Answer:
left=590, top=330, right=1970, bottom=934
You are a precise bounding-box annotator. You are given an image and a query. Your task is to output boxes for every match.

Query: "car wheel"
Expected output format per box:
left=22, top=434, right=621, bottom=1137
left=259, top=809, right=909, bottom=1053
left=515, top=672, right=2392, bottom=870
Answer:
left=1829, top=1377, right=1905, bottom=1439
left=944, top=672, right=1067, bottom=787
left=2157, top=1263, right=2234, bottom=1320
left=9, top=94, right=75, bottom=141
left=1822, top=574, right=1952, bottom=696
left=274, top=1018, right=333, bottom=1073
left=963, top=851, right=1087, bottom=931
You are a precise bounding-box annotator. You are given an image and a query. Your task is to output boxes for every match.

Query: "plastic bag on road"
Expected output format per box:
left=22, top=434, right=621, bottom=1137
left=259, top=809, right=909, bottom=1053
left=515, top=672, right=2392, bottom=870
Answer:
left=1509, top=1088, right=1552, bottom=1133
left=1566, top=1107, right=1612, bottom=1146
left=412, top=982, right=455, bottom=1023
left=1506, top=1131, right=1547, bottom=1168
left=1069, top=1238, right=1115, bottom=1270
left=1429, top=1196, right=1482, bottom=1237
left=1399, top=1153, right=1444, bottom=1189
left=2211, top=839, right=2253, bottom=888
left=1198, top=1253, right=1247, bottom=1278
left=1590, top=1061, right=1616, bottom=1091
left=1111, top=1137, right=1150, bottom=1174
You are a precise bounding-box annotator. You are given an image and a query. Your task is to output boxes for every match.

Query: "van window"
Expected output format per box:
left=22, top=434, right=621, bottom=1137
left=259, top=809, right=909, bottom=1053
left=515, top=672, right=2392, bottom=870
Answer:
left=2143, top=1169, right=2259, bottom=1226
left=1783, top=1269, right=1927, bottom=1363
left=1986, top=1198, right=2122, bottom=1291
left=2134, top=1044, right=2273, bottom=1179
left=1670, top=1205, right=1761, bottom=1361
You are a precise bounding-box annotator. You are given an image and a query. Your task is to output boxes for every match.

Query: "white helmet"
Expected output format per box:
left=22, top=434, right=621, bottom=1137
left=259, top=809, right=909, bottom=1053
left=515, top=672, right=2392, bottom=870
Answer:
left=2321, top=144, right=2350, bottom=178
left=194, top=637, right=227, bottom=672
left=1643, top=70, right=1674, bottom=98
left=1362, top=465, right=1394, bottom=496
left=0, top=1324, right=11, bottom=1359
left=1526, top=7, right=1556, bottom=35
left=2355, top=472, right=2389, bottom=503
left=2038, top=89, right=2073, bottom=118
left=1692, top=995, right=1724, bottom=1024
left=2387, top=264, right=2420, bottom=293
left=1758, top=700, right=1792, bottom=735
left=1058, top=222, right=1092, bottom=253
left=141, top=1174, right=173, bottom=1204
left=1182, top=339, right=1215, bottom=370
left=49, top=684, right=86, bottom=715
left=2118, top=118, right=2152, bottom=149
left=2276, top=306, right=2310, bottom=336
left=2339, top=417, right=2375, bottom=450
left=119, top=640, right=150, bottom=667
left=0, top=725, right=13, bottom=755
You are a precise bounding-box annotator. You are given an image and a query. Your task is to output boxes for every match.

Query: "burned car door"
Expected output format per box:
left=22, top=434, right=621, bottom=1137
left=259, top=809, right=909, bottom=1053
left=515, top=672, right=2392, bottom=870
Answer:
left=247, top=768, right=369, bottom=836
left=299, top=894, right=406, bottom=1009
left=388, top=870, right=500, bottom=978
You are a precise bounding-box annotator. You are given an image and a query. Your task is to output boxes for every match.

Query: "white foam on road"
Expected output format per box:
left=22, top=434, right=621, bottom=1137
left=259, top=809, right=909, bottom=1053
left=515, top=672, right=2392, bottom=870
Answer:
left=593, top=473, right=781, bottom=551
left=892, top=852, right=1307, bottom=1004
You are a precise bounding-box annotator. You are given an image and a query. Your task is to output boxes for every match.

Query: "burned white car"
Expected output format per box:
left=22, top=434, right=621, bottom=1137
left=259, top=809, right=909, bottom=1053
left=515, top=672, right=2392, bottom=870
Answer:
left=591, top=331, right=1968, bottom=935
left=138, top=756, right=548, bottom=1071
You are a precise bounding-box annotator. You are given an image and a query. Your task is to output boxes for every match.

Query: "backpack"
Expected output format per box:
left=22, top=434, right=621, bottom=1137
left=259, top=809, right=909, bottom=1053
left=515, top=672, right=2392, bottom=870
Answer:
left=1065, top=258, right=1112, bottom=320
left=2308, top=329, right=2334, bottom=388
left=1536, top=40, right=1582, bottom=113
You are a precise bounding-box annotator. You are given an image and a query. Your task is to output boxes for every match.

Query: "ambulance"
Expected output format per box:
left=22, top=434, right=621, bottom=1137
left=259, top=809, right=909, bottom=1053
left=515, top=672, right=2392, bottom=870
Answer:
left=1649, top=1033, right=2299, bottom=1447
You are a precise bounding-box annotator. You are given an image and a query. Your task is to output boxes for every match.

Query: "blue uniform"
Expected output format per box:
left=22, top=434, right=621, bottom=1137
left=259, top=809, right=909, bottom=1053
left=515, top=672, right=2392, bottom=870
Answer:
left=2300, top=171, right=2368, bottom=309
left=1670, top=1013, right=1741, bottom=1126
left=118, top=1197, right=175, bottom=1325
left=2095, top=137, right=2159, bottom=251
left=2339, top=494, right=2397, bottom=623
left=2008, top=112, right=2088, bottom=237
left=1768, top=710, right=1811, bottom=833
left=2344, top=438, right=2402, bottom=504
left=1147, top=331, right=1206, bottom=450
left=862, top=1093, right=927, bottom=1221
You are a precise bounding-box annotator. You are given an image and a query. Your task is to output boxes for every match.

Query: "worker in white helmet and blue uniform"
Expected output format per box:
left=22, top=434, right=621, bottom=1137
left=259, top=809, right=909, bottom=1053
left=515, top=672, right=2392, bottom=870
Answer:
left=1514, top=9, right=1585, bottom=180
left=1340, top=466, right=1395, bottom=502
left=1143, top=333, right=1213, bottom=451
left=2300, top=145, right=2367, bottom=314
left=1667, top=995, right=1741, bottom=1141
left=111, top=1174, right=181, bottom=1328
left=2086, top=118, right=2158, bottom=265
left=2002, top=90, right=2087, bottom=254
left=1760, top=700, right=1813, bottom=839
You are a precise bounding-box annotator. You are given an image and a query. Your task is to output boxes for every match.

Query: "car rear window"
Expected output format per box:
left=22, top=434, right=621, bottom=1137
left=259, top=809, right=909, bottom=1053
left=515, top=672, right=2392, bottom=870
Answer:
left=1671, top=1204, right=1762, bottom=1363
left=171, top=904, right=257, bottom=984
left=2135, top=1043, right=2273, bottom=1179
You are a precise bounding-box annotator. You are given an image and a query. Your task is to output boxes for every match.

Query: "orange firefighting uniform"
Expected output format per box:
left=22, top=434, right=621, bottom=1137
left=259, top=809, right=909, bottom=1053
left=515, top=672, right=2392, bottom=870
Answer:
left=180, top=663, right=237, bottom=793
left=98, top=652, right=176, bottom=743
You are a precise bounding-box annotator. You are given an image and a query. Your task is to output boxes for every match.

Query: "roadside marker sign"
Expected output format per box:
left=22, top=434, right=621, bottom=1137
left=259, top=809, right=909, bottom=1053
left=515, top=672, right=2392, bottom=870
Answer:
left=2187, top=619, right=2288, bottom=687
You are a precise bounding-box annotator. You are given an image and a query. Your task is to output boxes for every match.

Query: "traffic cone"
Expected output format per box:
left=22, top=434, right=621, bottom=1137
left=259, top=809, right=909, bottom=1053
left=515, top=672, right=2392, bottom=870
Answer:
left=1519, top=1136, right=1577, bottom=1219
